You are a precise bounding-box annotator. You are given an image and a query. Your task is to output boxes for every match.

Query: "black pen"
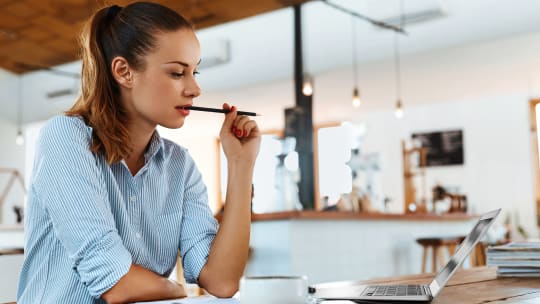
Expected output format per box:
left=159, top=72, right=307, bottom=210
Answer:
left=185, top=106, right=261, bottom=117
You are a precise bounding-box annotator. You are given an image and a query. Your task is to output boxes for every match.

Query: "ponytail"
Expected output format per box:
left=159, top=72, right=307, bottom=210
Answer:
left=67, top=2, right=192, bottom=164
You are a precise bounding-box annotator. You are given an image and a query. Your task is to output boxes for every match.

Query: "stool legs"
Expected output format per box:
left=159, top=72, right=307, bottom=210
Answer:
left=421, top=246, right=428, bottom=273
left=421, top=245, right=450, bottom=273
left=431, top=246, right=438, bottom=273
left=418, top=237, right=466, bottom=273
left=438, top=247, right=446, bottom=270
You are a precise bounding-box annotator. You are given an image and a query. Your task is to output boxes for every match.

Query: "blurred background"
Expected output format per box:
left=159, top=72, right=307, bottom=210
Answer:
left=0, top=0, right=539, bottom=301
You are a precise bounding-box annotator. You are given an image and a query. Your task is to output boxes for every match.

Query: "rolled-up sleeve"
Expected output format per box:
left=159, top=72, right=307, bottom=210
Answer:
left=32, top=116, right=132, bottom=297
left=178, top=152, right=218, bottom=283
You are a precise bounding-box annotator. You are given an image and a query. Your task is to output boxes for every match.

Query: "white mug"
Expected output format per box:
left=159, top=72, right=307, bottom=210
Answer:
left=239, top=275, right=308, bottom=304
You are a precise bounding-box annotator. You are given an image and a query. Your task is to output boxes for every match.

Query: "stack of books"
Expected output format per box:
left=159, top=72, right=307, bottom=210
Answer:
left=487, top=242, right=540, bottom=277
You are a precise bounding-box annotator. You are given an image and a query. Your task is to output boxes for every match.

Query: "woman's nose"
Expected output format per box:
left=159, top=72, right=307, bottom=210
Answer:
left=184, top=78, right=201, bottom=98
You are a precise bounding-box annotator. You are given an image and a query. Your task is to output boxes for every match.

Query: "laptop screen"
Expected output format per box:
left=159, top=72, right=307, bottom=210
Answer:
left=430, top=209, right=500, bottom=296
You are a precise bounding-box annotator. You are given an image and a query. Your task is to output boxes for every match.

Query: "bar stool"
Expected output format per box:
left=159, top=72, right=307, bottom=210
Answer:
left=416, top=236, right=465, bottom=273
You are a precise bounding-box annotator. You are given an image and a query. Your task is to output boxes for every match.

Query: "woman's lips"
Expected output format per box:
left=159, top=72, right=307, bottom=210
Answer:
left=176, top=106, right=190, bottom=116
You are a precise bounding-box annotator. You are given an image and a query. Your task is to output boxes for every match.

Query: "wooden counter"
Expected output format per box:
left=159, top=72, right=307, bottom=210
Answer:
left=216, top=210, right=475, bottom=222
left=251, top=210, right=475, bottom=221
left=0, top=248, right=23, bottom=256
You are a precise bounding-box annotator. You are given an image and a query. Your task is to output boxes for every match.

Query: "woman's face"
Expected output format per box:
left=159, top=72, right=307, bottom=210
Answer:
left=128, top=29, right=201, bottom=130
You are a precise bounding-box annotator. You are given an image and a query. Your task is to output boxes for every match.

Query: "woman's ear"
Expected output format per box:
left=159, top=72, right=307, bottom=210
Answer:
left=111, top=56, right=133, bottom=88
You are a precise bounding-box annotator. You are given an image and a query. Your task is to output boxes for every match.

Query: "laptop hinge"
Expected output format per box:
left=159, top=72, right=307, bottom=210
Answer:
left=423, top=285, right=431, bottom=297
left=429, top=281, right=440, bottom=297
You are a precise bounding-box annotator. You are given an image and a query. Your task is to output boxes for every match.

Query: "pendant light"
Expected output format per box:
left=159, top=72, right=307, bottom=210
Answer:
left=394, top=0, right=404, bottom=119
left=302, top=74, right=313, bottom=96
left=15, top=77, right=24, bottom=145
left=351, top=16, right=361, bottom=108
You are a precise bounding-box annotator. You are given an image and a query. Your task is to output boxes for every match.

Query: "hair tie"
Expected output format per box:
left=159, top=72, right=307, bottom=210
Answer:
left=106, top=5, right=122, bottom=22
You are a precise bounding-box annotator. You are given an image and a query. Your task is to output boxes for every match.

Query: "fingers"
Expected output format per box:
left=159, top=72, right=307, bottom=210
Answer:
left=221, top=103, right=259, bottom=139
left=232, top=115, right=250, bottom=138
left=233, top=120, right=258, bottom=138
left=220, top=103, right=237, bottom=133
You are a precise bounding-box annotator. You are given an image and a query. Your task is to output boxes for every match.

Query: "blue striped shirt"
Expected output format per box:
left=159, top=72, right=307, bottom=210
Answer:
left=17, top=115, right=218, bottom=303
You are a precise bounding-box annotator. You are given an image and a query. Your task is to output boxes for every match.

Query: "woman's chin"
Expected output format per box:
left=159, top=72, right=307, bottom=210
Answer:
left=160, top=120, right=185, bottom=129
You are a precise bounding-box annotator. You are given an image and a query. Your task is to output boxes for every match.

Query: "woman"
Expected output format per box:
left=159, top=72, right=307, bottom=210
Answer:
left=17, top=2, right=260, bottom=303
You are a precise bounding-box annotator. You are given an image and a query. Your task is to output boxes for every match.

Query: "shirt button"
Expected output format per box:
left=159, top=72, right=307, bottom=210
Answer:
left=130, top=196, right=136, bottom=202
left=135, top=232, right=141, bottom=239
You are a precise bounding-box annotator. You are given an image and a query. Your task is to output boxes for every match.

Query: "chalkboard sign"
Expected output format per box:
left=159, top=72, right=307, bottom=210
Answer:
left=412, top=130, right=464, bottom=166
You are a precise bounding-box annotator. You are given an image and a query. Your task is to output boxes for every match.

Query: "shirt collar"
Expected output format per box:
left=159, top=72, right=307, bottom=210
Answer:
left=144, top=130, right=164, bottom=162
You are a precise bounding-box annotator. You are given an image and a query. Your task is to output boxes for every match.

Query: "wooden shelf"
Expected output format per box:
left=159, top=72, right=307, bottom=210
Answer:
left=402, top=141, right=427, bottom=212
left=215, top=210, right=475, bottom=222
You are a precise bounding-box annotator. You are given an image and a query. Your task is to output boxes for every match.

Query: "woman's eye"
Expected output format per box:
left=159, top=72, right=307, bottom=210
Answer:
left=171, top=71, right=198, bottom=78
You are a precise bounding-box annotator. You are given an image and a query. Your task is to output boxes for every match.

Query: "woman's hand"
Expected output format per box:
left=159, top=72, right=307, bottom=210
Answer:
left=219, top=103, right=261, bottom=164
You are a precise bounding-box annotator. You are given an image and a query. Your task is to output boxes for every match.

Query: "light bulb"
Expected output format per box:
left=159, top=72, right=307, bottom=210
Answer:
left=15, top=130, right=24, bottom=145
left=302, top=80, right=313, bottom=96
left=395, top=99, right=403, bottom=118
left=352, top=87, right=361, bottom=107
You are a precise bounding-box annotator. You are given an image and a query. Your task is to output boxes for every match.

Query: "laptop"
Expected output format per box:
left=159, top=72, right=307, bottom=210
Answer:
left=310, top=209, right=501, bottom=302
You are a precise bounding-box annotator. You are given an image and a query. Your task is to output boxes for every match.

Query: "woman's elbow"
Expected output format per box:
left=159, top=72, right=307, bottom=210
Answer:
left=206, top=280, right=239, bottom=298
left=101, top=291, right=123, bottom=304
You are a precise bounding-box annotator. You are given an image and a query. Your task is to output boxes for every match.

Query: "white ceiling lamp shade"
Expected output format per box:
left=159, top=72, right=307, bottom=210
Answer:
left=15, top=129, right=24, bottom=146
left=352, top=87, right=361, bottom=108
left=302, top=75, right=313, bottom=96
left=395, top=98, right=403, bottom=118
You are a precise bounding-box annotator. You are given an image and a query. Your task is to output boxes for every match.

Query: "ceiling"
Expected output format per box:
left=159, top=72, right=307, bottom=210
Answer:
left=0, top=0, right=311, bottom=74
left=2, top=0, right=540, bottom=125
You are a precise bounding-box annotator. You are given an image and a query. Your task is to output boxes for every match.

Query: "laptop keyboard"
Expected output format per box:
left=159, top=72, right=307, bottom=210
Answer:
left=361, top=285, right=426, bottom=297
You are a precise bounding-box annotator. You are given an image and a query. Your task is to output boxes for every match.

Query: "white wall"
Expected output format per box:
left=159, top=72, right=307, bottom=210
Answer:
left=357, top=95, right=536, bottom=236
left=181, top=31, right=540, bottom=237
left=0, top=118, right=26, bottom=302
left=11, top=31, right=540, bottom=237
left=0, top=118, right=26, bottom=226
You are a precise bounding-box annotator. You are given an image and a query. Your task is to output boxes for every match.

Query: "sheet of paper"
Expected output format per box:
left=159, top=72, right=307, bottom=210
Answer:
left=134, top=296, right=240, bottom=304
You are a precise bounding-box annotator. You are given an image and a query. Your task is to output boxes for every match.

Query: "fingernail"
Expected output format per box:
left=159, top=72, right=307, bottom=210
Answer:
left=235, top=130, right=243, bottom=137
left=243, top=130, right=248, bottom=137
left=231, top=126, right=237, bottom=132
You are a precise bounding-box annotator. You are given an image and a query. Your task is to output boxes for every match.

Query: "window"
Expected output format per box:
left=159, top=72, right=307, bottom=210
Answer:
left=530, top=99, right=540, bottom=226
left=219, top=131, right=302, bottom=213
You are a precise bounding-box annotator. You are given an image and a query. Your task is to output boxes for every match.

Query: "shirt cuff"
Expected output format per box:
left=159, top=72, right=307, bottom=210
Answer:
left=182, top=234, right=215, bottom=283
left=75, top=231, right=133, bottom=298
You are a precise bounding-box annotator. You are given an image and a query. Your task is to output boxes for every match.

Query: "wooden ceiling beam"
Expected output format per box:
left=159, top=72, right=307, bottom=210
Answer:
left=0, top=0, right=312, bottom=74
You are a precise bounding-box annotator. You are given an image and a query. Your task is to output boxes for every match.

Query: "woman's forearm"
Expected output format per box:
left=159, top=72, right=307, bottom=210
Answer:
left=198, top=160, right=254, bottom=297
left=102, top=264, right=186, bottom=304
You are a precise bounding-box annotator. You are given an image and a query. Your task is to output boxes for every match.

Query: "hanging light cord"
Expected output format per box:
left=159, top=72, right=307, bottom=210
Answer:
left=394, top=0, right=405, bottom=102
left=17, top=78, right=22, bottom=130
left=351, top=15, right=358, bottom=88
left=394, top=31, right=401, bottom=101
